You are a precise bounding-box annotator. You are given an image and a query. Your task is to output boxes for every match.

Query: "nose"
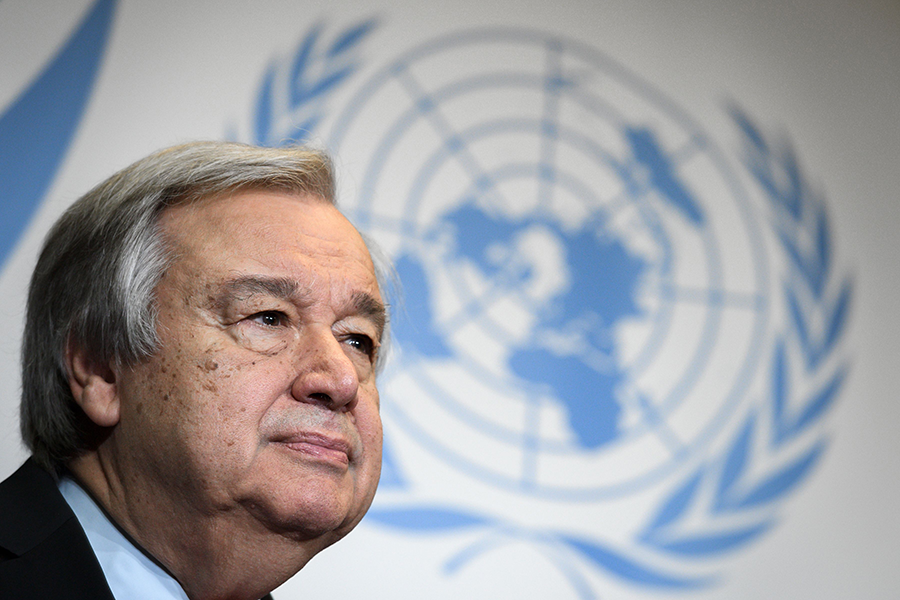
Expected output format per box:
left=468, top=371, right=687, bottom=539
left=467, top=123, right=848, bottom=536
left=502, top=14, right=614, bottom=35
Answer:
left=290, top=329, right=360, bottom=412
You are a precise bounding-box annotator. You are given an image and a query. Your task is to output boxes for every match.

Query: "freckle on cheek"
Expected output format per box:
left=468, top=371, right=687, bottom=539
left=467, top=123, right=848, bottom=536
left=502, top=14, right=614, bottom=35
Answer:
left=136, top=403, right=143, bottom=415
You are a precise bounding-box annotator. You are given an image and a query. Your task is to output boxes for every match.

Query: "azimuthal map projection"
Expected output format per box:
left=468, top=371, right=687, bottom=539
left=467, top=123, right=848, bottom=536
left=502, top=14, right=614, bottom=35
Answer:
left=327, top=29, right=770, bottom=498
left=240, top=25, right=851, bottom=592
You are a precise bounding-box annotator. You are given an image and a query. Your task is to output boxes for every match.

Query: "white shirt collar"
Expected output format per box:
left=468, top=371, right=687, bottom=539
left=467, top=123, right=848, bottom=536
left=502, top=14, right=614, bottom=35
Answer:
left=58, top=475, right=190, bottom=600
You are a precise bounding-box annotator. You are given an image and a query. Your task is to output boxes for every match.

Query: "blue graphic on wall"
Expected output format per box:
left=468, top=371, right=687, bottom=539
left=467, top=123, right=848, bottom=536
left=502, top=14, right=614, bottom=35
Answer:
left=395, top=198, right=650, bottom=452
left=251, top=25, right=851, bottom=597
left=0, top=0, right=117, bottom=265
left=322, top=29, right=775, bottom=500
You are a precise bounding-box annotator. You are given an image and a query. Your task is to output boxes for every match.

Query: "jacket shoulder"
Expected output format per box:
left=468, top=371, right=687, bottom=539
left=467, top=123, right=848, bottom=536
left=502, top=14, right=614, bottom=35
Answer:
left=0, top=459, right=70, bottom=556
left=0, top=459, right=114, bottom=600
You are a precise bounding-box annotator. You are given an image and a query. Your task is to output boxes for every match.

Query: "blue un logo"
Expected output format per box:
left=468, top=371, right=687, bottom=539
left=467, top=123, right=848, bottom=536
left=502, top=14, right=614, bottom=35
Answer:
left=328, top=29, right=769, bottom=499
left=250, top=24, right=851, bottom=594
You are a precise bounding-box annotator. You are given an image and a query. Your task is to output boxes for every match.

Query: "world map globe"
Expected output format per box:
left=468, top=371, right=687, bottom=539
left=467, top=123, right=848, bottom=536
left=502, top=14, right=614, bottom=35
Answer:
left=393, top=200, right=647, bottom=452
left=327, top=29, right=769, bottom=499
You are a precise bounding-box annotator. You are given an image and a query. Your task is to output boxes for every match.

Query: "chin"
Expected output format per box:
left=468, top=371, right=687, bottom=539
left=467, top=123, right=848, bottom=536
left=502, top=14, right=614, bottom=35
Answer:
left=244, top=482, right=361, bottom=541
left=239, top=450, right=377, bottom=539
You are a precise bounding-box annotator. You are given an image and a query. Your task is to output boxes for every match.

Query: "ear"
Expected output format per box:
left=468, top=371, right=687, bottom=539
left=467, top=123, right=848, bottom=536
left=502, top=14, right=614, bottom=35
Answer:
left=66, top=339, right=121, bottom=428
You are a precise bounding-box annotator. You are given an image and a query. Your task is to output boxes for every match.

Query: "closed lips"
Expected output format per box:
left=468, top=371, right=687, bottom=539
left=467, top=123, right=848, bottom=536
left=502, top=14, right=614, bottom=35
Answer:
left=273, top=432, right=353, bottom=464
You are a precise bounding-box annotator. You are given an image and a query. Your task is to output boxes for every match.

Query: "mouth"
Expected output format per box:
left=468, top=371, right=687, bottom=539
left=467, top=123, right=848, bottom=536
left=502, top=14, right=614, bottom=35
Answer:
left=272, top=432, right=352, bottom=467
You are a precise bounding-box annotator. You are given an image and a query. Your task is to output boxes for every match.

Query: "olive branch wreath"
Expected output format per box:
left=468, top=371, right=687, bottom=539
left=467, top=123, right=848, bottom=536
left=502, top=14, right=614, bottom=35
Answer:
left=248, top=22, right=852, bottom=596
left=621, top=106, right=852, bottom=587
left=248, top=18, right=377, bottom=146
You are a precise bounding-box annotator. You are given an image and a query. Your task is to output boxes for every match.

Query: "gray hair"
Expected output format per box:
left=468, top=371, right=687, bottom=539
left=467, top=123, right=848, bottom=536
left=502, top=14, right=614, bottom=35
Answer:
left=20, top=141, right=359, bottom=473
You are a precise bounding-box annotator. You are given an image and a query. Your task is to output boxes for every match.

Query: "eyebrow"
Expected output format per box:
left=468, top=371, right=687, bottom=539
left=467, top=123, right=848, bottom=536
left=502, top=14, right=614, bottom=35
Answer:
left=220, top=276, right=301, bottom=302
left=351, top=291, right=387, bottom=342
left=218, top=276, right=387, bottom=341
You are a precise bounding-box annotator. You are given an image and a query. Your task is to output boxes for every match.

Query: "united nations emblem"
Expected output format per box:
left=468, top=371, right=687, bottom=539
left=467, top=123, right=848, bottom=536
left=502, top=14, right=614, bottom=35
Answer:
left=247, top=24, right=852, bottom=596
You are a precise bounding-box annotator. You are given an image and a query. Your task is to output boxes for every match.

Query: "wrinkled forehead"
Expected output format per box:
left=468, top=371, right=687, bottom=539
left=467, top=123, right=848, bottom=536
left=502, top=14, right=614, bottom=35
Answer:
left=157, top=188, right=381, bottom=293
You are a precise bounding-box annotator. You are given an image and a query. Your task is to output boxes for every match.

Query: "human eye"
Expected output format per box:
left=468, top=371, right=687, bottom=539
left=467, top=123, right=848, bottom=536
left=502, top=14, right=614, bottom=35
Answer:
left=343, top=333, right=377, bottom=361
left=229, top=309, right=296, bottom=355
left=248, top=310, right=288, bottom=328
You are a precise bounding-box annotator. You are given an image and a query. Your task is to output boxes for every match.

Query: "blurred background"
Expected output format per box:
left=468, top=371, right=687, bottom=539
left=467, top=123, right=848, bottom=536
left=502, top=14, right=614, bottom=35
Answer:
left=1, top=1, right=898, bottom=598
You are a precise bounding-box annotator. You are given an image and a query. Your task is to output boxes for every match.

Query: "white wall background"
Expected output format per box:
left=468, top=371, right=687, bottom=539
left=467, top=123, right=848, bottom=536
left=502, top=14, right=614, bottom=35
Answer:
left=1, top=1, right=898, bottom=598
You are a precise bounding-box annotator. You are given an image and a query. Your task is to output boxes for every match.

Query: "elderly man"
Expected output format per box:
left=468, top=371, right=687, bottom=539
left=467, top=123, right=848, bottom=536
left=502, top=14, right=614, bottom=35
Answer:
left=0, top=142, right=386, bottom=599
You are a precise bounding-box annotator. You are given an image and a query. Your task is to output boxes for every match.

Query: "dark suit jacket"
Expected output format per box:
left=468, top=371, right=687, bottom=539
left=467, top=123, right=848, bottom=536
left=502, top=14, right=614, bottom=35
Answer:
left=0, top=459, right=278, bottom=600
left=0, top=458, right=115, bottom=599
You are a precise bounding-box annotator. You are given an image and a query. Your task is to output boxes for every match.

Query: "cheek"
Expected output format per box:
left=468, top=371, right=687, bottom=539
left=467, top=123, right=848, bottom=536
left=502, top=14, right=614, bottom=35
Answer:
left=138, top=348, right=278, bottom=453
left=356, top=390, right=384, bottom=473
left=197, top=352, right=315, bottom=452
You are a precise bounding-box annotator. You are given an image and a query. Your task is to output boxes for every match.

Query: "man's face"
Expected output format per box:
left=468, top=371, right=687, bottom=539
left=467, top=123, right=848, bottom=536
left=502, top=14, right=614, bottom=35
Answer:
left=110, top=190, right=384, bottom=547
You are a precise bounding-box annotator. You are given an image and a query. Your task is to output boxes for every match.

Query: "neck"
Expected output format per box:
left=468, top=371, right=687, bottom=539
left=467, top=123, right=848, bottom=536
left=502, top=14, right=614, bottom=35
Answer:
left=67, top=451, right=326, bottom=600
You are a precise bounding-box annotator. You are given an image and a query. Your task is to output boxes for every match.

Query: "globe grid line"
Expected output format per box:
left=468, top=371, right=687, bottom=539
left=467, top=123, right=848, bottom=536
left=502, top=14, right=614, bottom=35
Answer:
left=658, top=284, right=765, bottom=311
left=651, top=215, right=725, bottom=415
left=347, top=55, right=678, bottom=223
left=537, top=37, right=565, bottom=215
left=633, top=391, right=690, bottom=458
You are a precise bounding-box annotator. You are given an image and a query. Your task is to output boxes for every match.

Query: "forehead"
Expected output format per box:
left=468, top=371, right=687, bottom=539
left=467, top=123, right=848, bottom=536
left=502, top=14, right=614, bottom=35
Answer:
left=158, top=189, right=379, bottom=296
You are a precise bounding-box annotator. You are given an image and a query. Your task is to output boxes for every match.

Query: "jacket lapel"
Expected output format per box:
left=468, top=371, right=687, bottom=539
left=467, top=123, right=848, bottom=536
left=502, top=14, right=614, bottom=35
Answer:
left=0, top=459, right=115, bottom=600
